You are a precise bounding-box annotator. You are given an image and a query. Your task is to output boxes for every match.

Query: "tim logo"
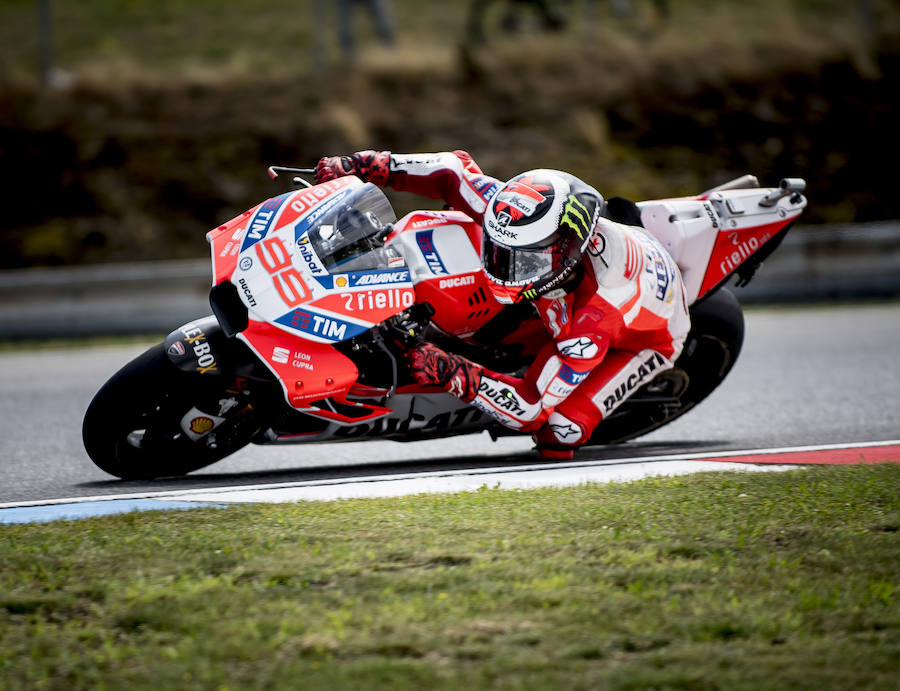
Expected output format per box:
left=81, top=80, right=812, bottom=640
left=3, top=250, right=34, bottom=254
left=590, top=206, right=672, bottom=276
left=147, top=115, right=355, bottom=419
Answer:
left=242, top=193, right=290, bottom=251
left=415, top=230, right=448, bottom=275
left=276, top=308, right=364, bottom=342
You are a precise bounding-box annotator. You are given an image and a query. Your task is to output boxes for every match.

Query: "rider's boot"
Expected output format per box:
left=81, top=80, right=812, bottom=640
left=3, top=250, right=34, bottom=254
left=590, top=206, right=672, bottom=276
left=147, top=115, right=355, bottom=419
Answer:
left=532, top=426, right=577, bottom=461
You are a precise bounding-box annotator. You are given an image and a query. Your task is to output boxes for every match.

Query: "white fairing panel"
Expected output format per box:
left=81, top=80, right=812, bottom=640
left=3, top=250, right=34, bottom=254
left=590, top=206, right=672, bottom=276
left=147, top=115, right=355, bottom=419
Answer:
left=639, top=200, right=719, bottom=304
left=389, top=223, right=482, bottom=283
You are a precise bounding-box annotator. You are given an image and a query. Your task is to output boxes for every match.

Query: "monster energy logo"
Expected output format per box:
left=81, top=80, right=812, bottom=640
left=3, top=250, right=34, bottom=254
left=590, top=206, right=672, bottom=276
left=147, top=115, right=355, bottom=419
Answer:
left=521, top=288, right=538, bottom=300
left=559, top=195, right=591, bottom=240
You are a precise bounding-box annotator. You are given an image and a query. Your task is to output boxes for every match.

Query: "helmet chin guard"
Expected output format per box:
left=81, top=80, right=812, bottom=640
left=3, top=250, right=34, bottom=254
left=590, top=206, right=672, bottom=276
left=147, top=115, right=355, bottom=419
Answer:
left=481, top=169, right=602, bottom=303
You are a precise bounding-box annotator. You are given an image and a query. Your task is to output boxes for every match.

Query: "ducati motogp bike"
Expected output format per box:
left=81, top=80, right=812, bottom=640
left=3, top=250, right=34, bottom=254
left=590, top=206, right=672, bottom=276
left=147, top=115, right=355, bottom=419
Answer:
left=82, top=168, right=807, bottom=479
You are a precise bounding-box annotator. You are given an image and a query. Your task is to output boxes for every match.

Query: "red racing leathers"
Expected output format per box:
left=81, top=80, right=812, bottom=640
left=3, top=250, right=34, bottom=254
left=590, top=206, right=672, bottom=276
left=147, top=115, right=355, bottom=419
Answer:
left=316, top=150, right=691, bottom=455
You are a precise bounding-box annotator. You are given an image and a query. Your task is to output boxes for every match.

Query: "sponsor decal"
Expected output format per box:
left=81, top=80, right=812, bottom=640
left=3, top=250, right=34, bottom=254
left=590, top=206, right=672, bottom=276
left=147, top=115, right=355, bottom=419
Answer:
left=239, top=256, right=253, bottom=271
left=226, top=377, right=250, bottom=396
left=587, top=228, right=608, bottom=266
left=559, top=194, right=591, bottom=240
left=242, top=192, right=291, bottom=251
left=339, top=288, right=415, bottom=312
left=646, top=246, right=675, bottom=301
left=477, top=381, right=527, bottom=416
left=336, top=276, right=349, bottom=288
left=349, top=269, right=410, bottom=286
left=287, top=180, right=351, bottom=217
left=217, top=397, right=240, bottom=416
left=412, top=217, right=442, bottom=229
left=439, top=275, right=476, bottom=289
left=550, top=421, right=581, bottom=441
left=391, top=155, right=442, bottom=168
left=180, top=407, right=226, bottom=440
left=415, top=230, right=449, bottom=275
left=238, top=278, right=257, bottom=307
left=295, top=233, right=324, bottom=274
left=180, top=323, right=218, bottom=374
left=189, top=416, right=215, bottom=435
left=272, top=346, right=314, bottom=371
left=558, top=336, right=598, bottom=359
left=471, top=178, right=500, bottom=201
left=602, top=352, right=667, bottom=413
left=719, top=231, right=769, bottom=276
left=167, top=341, right=185, bottom=357
left=488, top=215, right=518, bottom=240
left=275, top=308, right=367, bottom=342
left=299, top=191, right=346, bottom=227
left=703, top=202, right=719, bottom=229
left=558, top=364, right=589, bottom=386
left=497, top=188, right=541, bottom=216
left=332, top=406, right=485, bottom=438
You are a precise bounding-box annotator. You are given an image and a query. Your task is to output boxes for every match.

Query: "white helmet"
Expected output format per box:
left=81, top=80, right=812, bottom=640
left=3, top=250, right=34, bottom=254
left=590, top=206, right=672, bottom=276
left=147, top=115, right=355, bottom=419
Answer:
left=481, top=169, right=602, bottom=303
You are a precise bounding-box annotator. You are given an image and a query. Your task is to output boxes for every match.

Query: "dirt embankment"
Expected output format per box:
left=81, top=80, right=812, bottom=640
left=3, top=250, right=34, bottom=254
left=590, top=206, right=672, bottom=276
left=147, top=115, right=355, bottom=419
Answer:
left=1, top=38, right=897, bottom=269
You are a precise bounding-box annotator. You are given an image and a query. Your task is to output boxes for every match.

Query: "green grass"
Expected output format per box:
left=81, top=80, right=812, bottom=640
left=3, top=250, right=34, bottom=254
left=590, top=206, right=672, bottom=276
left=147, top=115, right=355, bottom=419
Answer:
left=2, top=464, right=898, bottom=689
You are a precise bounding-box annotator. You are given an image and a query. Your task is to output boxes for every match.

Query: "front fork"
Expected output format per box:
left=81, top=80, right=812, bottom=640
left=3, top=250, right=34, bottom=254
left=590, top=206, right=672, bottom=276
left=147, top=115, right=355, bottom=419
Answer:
left=164, top=315, right=276, bottom=446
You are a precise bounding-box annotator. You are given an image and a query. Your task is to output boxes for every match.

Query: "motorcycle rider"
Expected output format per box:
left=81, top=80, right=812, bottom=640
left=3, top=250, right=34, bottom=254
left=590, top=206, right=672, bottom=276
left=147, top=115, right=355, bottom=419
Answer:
left=315, top=150, right=690, bottom=459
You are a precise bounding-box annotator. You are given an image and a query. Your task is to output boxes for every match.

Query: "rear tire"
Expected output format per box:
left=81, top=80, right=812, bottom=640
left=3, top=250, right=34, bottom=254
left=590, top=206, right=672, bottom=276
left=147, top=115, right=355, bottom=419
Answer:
left=82, top=344, right=258, bottom=479
left=586, top=288, right=744, bottom=445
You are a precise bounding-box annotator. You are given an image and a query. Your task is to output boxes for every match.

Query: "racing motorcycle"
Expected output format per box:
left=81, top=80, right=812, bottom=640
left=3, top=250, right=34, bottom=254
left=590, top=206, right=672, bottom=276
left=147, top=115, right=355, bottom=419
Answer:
left=82, top=168, right=807, bottom=479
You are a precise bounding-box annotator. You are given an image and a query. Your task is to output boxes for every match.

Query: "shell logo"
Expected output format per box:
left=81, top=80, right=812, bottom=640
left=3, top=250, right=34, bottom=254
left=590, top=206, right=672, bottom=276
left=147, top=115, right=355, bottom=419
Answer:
left=190, top=416, right=215, bottom=434
left=336, top=276, right=348, bottom=288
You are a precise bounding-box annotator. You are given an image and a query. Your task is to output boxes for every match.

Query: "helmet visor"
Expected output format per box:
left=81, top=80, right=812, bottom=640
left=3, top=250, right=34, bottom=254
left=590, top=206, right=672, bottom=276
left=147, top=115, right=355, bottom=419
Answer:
left=482, top=228, right=585, bottom=301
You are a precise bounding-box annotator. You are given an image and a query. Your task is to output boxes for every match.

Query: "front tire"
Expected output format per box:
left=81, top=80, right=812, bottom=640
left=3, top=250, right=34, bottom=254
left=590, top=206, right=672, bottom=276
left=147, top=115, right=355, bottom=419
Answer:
left=82, top=343, right=259, bottom=479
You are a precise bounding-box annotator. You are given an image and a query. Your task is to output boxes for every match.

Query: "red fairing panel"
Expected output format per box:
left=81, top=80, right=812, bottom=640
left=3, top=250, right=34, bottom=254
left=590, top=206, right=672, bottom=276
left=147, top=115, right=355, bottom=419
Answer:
left=698, top=218, right=794, bottom=297
left=238, top=321, right=358, bottom=408
left=207, top=208, right=258, bottom=285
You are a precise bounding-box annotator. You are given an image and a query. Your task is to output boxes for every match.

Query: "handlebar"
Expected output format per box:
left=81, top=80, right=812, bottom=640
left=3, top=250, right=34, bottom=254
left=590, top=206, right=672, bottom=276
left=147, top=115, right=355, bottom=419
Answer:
left=267, top=165, right=316, bottom=188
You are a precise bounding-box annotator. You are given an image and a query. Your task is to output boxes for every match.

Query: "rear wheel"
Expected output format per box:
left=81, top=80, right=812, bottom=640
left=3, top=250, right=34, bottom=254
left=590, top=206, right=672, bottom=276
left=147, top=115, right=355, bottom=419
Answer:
left=586, top=288, right=745, bottom=445
left=82, top=344, right=261, bottom=479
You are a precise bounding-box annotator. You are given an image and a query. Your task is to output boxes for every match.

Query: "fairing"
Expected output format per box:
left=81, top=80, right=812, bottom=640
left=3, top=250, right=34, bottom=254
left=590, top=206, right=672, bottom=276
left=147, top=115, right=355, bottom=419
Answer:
left=206, top=177, right=415, bottom=415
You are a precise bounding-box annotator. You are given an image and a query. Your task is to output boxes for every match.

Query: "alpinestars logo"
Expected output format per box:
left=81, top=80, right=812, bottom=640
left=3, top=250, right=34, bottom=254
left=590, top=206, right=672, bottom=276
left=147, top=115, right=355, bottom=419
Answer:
left=559, top=337, right=597, bottom=359
left=559, top=195, right=591, bottom=240
left=550, top=421, right=580, bottom=441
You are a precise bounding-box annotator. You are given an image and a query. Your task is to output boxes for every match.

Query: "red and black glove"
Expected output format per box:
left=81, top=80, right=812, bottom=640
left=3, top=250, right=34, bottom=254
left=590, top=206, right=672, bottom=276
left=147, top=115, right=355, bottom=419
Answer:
left=315, top=156, right=357, bottom=183
left=407, top=343, right=482, bottom=403
left=314, top=150, right=391, bottom=186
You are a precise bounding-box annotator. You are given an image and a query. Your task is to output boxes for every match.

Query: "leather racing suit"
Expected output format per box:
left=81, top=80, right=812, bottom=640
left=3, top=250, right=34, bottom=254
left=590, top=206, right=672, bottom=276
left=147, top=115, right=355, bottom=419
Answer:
left=317, top=150, right=691, bottom=457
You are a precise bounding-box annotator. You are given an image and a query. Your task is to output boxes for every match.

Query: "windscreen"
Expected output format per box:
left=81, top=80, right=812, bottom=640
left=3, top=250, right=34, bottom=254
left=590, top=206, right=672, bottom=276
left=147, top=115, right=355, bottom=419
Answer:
left=308, top=183, right=402, bottom=274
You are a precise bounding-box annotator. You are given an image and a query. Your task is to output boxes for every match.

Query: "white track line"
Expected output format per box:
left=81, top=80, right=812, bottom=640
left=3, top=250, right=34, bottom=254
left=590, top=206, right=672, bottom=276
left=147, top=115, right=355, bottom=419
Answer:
left=3, top=440, right=896, bottom=509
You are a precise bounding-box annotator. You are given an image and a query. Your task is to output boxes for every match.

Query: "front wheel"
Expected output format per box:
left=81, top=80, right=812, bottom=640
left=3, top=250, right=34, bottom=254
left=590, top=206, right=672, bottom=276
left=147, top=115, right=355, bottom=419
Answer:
left=82, top=344, right=261, bottom=479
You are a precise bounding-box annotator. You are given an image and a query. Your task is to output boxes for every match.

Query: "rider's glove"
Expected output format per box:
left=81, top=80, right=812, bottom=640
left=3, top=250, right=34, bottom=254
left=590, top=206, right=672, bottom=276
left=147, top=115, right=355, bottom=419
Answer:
left=407, top=343, right=481, bottom=403
left=315, top=150, right=391, bottom=186
left=315, top=156, right=357, bottom=183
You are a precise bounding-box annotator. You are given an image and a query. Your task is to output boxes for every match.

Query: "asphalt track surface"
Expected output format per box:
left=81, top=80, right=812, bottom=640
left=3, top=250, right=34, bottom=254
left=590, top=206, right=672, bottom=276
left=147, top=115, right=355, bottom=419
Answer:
left=2, top=301, right=899, bottom=505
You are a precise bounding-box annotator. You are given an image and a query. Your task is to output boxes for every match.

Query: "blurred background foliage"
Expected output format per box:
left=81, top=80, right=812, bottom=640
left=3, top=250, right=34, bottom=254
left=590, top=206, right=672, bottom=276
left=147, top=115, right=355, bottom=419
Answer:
left=0, top=0, right=897, bottom=267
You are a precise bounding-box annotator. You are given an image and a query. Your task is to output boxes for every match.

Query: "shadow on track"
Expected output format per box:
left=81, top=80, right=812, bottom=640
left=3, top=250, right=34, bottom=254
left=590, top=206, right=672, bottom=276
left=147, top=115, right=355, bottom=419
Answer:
left=77, top=439, right=729, bottom=493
